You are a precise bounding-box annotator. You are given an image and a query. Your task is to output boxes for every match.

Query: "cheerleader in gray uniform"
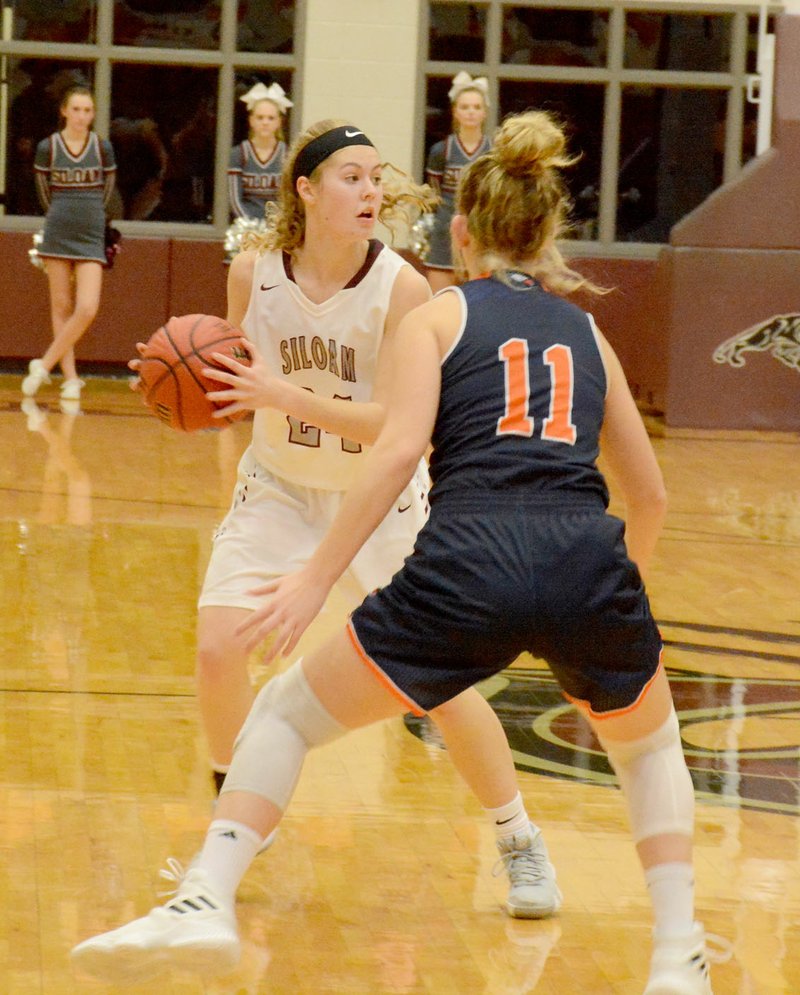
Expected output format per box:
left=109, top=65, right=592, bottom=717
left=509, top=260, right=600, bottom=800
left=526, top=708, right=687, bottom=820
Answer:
left=424, top=72, right=490, bottom=293
left=227, top=82, right=292, bottom=222
left=22, top=85, right=116, bottom=402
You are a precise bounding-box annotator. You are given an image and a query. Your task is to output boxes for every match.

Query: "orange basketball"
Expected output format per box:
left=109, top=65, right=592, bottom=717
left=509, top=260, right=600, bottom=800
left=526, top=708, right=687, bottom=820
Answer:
left=137, top=314, right=250, bottom=432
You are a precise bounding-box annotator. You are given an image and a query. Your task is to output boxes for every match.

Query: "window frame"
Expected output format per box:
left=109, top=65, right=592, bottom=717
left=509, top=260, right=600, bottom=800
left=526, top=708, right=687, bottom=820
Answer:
left=0, top=0, right=306, bottom=237
left=417, top=0, right=778, bottom=256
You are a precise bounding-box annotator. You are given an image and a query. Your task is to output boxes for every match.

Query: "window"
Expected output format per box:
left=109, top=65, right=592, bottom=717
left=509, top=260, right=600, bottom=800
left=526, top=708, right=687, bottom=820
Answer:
left=113, top=1, right=222, bottom=49
left=7, top=1, right=96, bottom=43
left=618, top=86, right=728, bottom=243
left=623, top=11, right=732, bottom=72
left=0, top=0, right=301, bottom=232
left=502, top=6, right=609, bottom=67
left=237, top=0, right=296, bottom=54
left=429, top=3, right=488, bottom=61
left=110, top=65, right=218, bottom=222
left=423, top=1, right=765, bottom=248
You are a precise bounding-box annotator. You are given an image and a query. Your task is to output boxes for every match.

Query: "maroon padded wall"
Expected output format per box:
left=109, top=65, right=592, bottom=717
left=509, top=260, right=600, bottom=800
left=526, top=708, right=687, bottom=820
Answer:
left=1, top=232, right=660, bottom=399
left=169, top=239, right=228, bottom=320
left=650, top=14, right=800, bottom=431
left=572, top=257, right=669, bottom=412
left=662, top=248, right=799, bottom=430
left=0, top=232, right=226, bottom=365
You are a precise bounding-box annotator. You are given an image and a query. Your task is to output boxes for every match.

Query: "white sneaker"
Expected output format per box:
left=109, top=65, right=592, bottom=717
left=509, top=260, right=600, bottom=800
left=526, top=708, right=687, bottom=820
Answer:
left=70, top=868, right=240, bottom=984
left=60, top=377, right=85, bottom=400
left=494, top=822, right=562, bottom=918
left=21, top=359, right=50, bottom=397
left=644, top=922, right=728, bottom=995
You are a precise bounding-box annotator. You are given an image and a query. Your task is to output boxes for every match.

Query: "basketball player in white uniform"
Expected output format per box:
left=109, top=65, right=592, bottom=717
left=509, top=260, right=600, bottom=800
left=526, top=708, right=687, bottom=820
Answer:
left=203, top=240, right=429, bottom=613
left=194, top=121, right=559, bottom=912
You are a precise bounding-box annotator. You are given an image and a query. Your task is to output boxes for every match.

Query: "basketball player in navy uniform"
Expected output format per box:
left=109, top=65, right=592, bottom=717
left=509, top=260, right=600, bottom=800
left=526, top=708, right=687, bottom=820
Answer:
left=227, top=82, right=292, bottom=222
left=72, top=111, right=716, bottom=994
left=22, top=85, right=116, bottom=404
left=424, top=71, right=491, bottom=292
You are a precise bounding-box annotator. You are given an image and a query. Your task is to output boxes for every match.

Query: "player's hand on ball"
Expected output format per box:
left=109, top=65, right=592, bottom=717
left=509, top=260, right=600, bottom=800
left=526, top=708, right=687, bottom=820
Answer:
left=236, top=567, right=331, bottom=662
left=137, top=315, right=250, bottom=431
left=203, top=338, right=276, bottom=417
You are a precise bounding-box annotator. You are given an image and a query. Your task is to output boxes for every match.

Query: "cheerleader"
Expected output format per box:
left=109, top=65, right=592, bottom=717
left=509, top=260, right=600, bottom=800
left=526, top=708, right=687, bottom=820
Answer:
left=424, top=71, right=491, bottom=292
left=227, top=82, right=292, bottom=222
left=22, top=85, right=116, bottom=401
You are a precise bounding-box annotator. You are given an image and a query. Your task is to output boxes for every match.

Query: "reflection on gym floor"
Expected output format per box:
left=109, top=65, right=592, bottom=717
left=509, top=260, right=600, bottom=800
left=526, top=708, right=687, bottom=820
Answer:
left=1, top=374, right=798, bottom=994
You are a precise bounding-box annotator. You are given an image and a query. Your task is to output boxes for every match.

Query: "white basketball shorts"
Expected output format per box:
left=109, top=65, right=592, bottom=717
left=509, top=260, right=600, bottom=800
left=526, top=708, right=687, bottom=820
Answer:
left=198, top=446, right=430, bottom=613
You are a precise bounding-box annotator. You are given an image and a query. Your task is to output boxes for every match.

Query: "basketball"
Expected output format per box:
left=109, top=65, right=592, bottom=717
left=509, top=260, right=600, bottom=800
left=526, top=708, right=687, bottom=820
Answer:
left=137, top=314, right=251, bottom=432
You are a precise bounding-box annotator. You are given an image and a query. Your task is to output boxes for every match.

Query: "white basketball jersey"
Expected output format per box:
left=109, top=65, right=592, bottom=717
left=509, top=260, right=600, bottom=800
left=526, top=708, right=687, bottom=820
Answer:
left=244, top=240, right=408, bottom=490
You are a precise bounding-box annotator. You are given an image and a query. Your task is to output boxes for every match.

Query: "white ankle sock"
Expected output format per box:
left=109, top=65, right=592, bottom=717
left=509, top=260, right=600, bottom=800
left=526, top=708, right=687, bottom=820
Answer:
left=645, top=862, right=695, bottom=938
left=195, top=819, right=263, bottom=903
left=485, top=791, right=531, bottom=841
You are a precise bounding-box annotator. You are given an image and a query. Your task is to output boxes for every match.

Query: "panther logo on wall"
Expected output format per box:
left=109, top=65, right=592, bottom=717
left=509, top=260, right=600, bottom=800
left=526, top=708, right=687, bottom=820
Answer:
left=713, top=313, right=800, bottom=371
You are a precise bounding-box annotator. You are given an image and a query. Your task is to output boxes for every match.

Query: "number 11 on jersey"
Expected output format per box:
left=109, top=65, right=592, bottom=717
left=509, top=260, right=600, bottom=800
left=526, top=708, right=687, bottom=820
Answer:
left=497, top=338, right=577, bottom=445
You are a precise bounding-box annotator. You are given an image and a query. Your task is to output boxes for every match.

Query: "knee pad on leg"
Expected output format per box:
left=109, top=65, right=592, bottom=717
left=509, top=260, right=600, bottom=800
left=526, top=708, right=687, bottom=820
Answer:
left=598, top=709, right=695, bottom=843
left=221, top=660, right=346, bottom=809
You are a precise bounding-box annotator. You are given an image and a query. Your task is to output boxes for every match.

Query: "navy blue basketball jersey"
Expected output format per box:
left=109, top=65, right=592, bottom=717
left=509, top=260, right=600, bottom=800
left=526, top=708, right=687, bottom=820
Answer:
left=429, top=272, right=609, bottom=506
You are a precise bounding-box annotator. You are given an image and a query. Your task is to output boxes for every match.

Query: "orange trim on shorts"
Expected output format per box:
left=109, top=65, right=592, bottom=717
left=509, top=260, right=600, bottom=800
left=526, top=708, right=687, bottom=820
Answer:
left=346, top=621, right=426, bottom=717
left=562, top=651, right=664, bottom=721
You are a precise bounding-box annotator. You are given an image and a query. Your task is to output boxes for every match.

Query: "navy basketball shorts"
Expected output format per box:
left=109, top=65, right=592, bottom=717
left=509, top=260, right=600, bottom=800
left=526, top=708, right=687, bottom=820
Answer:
left=348, top=500, right=662, bottom=716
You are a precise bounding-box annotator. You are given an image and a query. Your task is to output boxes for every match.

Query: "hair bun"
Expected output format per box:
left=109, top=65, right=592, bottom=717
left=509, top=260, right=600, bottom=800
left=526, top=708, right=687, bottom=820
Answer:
left=492, top=111, right=573, bottom=178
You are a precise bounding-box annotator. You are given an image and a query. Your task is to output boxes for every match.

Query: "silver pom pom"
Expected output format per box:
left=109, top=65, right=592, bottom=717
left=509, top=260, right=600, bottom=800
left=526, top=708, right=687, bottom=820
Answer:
left=224, top=217, right=267, bottom=263
left=408, top=212, right=435, bottom=263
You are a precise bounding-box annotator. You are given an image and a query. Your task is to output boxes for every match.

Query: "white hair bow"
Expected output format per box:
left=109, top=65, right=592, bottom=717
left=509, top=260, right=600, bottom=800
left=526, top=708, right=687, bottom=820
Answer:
left=240, top=82, right=293, bottom=113
left=448, top=71, right=489, bottom=106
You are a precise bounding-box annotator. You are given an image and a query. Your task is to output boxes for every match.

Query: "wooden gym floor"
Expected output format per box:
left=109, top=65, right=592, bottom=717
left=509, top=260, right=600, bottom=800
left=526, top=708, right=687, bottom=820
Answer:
left=0, top=374, right=798, bottom=994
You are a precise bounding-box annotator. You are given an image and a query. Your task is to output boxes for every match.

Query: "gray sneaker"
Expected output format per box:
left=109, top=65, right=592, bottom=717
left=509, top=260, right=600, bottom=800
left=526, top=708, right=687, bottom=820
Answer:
left=494, top=822, right=562, bottom=919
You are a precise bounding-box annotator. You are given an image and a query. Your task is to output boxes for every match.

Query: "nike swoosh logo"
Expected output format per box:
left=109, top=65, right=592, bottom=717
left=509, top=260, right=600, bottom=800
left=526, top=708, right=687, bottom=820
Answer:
left=496, top=815, right=516, bottom=825
left=344, top=130, right=363, bottom=138
left=261, top=283, right=279, bottom=292
left=398, top=504, right=412, bottom=513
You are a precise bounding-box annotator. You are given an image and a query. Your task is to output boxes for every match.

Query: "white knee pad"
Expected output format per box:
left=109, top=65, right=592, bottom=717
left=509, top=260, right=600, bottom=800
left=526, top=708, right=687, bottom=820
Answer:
left=221, top=660, right=346, bottom=810
left=598, top=709, right=695, bottom=844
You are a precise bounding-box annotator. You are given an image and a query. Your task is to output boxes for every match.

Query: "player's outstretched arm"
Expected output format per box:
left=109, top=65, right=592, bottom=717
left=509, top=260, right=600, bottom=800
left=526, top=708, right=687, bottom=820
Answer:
left=237, top=298, right=444, bottom=660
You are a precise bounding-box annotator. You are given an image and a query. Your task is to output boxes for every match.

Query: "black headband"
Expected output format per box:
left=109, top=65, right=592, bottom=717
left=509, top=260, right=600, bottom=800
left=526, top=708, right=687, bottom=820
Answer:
left=292, top=125, right=375, bottom=185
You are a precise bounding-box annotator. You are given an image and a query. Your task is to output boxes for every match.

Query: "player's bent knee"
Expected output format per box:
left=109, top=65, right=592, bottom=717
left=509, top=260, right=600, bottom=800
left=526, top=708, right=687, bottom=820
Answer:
left=236, top=660, right=346, bottom=751
left=598, top=709, right=695, bottom=843
left=196, top=610, right=252, bottom=681
left=598, top=709, right=682, bottom=765
left=222, top=661, right=347, bottom=809
left=195, top=635, right=235, bottom=683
